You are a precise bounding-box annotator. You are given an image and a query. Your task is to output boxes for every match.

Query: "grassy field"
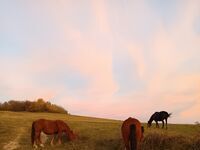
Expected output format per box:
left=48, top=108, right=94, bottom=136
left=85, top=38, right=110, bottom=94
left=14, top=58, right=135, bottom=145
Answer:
left=0, top=111, right=199, bottom=150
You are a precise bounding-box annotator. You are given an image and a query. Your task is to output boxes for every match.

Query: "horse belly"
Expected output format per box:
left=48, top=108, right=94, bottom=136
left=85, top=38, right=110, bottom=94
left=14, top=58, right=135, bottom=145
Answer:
left=43, top=128, right=58, bottom=135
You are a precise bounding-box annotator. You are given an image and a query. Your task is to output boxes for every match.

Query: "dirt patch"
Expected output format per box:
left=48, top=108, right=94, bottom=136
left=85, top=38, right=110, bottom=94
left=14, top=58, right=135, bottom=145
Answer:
left=3, top=128, right=24, bottom=150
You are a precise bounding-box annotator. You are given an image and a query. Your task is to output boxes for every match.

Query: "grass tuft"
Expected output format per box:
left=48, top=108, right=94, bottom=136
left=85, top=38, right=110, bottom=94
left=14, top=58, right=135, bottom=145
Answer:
left=141, top=132, right=200, bottom=150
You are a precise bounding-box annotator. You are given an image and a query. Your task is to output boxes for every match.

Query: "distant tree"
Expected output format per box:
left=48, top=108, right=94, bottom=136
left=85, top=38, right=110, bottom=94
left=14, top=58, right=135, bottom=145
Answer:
left=3, top=102, right=9, bottom=110
left=24, top=100, right=32, bottom=111
left=7, top=100, right=25, bottom=111
left=0, top=99, right=68, bottom=114
left=44, top=101, right=52, bottom=112
left=195, top=121, right=200, bottom=126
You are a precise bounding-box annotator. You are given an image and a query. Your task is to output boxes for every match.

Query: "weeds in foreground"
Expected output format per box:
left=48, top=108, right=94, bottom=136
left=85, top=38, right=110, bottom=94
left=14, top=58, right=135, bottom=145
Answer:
left=141, top=132, right=200, bottom=150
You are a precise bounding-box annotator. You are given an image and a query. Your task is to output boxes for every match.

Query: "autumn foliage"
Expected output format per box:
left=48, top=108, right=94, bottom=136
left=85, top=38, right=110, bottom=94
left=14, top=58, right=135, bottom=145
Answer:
left=0, top=98, right=68, bottom=114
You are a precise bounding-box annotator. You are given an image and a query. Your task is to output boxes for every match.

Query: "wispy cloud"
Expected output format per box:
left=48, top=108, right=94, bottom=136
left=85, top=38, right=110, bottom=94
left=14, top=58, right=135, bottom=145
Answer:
left=0, top=0, right=199, bottom=123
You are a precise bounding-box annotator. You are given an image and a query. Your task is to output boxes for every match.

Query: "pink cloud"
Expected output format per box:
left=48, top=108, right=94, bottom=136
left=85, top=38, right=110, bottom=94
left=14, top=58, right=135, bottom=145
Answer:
left=1, top=0, right=200, bottom=124
left=127, top=44, right=146, bottom=80
left=180, top=100, right=200, bottom=121
left=91, top=0, right=110, bottom=33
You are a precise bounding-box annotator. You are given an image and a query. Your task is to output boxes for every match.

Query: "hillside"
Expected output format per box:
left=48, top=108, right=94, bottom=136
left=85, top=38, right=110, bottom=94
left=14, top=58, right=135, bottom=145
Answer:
left=0, top=111, right=199, bottom=150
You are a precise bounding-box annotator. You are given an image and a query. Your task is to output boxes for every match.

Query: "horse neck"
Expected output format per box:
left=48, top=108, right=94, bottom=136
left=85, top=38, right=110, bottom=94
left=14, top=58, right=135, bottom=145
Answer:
left=148, top=115, right=154, bottom=123
left=63, top=124, right=74, bottom=138
left=63, top=124, right=70, bottom=132
left=64, top=128, right=74, bottom=140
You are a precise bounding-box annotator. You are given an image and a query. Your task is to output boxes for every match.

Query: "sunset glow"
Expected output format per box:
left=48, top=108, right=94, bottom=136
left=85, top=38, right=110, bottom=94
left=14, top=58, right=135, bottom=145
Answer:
left=0, top=0, right=200, bottom=123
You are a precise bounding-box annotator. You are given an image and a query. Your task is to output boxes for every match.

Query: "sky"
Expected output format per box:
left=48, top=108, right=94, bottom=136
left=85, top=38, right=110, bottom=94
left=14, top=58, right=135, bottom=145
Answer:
left=0, top=0, right=200, bottom=124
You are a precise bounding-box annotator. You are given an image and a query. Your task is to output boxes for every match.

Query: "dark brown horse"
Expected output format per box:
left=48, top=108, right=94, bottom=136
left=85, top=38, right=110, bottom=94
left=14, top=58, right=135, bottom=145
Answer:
left=121, top=117, right=144, bottom=150
left=147, top=111, right=171, bottom=129
left=31, top=119, right=77, bottom=148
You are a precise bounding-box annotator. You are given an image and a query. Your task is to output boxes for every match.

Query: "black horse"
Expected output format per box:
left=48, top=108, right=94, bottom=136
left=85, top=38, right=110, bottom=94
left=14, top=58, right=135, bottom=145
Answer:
left=147, top=111, right=171, bottom=129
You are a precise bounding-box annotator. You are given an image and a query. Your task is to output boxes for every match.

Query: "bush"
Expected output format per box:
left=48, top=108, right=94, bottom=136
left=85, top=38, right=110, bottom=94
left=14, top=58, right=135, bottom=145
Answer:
left=0, top=99, right=68, bottom=114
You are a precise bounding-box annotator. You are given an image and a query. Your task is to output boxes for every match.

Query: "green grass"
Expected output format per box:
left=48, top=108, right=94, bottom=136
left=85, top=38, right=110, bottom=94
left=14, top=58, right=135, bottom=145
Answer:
left=0, top=111, right=199, bottom=150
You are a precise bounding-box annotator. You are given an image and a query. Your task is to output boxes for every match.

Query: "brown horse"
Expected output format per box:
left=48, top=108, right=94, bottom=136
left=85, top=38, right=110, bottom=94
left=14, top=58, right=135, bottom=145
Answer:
left=31, top=119, right=77, bottom=148
left=121, top=117, right=144, bottom=150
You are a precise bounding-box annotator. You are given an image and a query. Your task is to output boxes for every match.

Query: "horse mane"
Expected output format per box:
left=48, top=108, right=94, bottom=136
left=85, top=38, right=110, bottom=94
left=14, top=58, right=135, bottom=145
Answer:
left=148, top=115, right=154, bottom=122
left=129, top=124, right=137, bottom=150
left=148, top=112, right=157, bottom=123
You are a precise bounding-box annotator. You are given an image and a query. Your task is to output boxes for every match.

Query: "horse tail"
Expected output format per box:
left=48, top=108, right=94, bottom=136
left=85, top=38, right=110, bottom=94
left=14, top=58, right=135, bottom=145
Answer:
left=31, top=121, right=35, bottom=145
left=168, top=112, right=172, bottom=118
left=129, top=124, right=137, bottom=150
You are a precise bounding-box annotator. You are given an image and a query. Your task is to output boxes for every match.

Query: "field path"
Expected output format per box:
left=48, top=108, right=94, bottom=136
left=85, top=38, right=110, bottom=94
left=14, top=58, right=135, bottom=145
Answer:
left=3, top=127, right=25, bottom=150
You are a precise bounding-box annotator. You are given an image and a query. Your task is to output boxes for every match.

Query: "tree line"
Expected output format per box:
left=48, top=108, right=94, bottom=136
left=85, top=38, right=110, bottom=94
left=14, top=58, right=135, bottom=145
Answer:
left=0, top=98, right=68, bottom=114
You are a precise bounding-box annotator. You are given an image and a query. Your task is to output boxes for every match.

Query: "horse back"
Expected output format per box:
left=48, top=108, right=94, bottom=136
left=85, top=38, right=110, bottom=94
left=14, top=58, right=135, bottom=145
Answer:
left=152, top=111, right=170, bottom=121
left=33, top=119, right=59, bottom=134
left=159, top=111, right=170, bottom=120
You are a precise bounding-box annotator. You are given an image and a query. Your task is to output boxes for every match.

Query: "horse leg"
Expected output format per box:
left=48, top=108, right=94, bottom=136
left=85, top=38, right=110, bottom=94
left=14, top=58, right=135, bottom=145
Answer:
left=156, top=121, right=159, bottom=128
left=165, top=119, right=168, bottom=129
left=51, top=135, right=55, bottom=146
left=38, top=132, right=44, bottom=147
left=137, top=141, right=142, bottom=150
left=162, top=120, right=164, bottom=128
left=124, top=140, right=130, bottom=150
left=33, top=139, right=38, bottom=149
left=32, top=131, right=38, bottom=149
left=33, top=131, right=40, bottom=148
left=36, top=132, right=44, bottom=148
left=58, top=132, right=62, bottom=145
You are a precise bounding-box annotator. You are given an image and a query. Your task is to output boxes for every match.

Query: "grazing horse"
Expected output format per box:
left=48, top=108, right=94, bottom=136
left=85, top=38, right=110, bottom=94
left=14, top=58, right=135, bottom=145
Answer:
left=147, top=111, right=171, bottom=129
left=31, top=119, right=77, bottom=148
left=121, top=117, right=144, bottom=150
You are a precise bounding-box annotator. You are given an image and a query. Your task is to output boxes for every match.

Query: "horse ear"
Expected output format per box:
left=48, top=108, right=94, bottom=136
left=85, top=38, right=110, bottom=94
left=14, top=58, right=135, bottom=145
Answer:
left=141, top=126, right=144, bottom=133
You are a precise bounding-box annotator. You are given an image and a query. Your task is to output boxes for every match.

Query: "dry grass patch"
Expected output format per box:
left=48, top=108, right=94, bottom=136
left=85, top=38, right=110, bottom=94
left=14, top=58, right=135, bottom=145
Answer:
left=141, top=132, right=200, bottom=150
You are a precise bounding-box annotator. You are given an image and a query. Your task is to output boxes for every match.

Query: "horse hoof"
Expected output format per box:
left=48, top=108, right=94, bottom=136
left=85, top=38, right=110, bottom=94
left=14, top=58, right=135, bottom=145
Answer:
left=33, top=144, right=38, bottom=149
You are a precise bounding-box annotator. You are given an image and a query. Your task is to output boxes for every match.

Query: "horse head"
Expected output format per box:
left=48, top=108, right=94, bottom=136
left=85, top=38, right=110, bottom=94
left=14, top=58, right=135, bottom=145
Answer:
left=68, top=130, right=78, bottom=141
left=147, top=120, right=152, bottom=128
